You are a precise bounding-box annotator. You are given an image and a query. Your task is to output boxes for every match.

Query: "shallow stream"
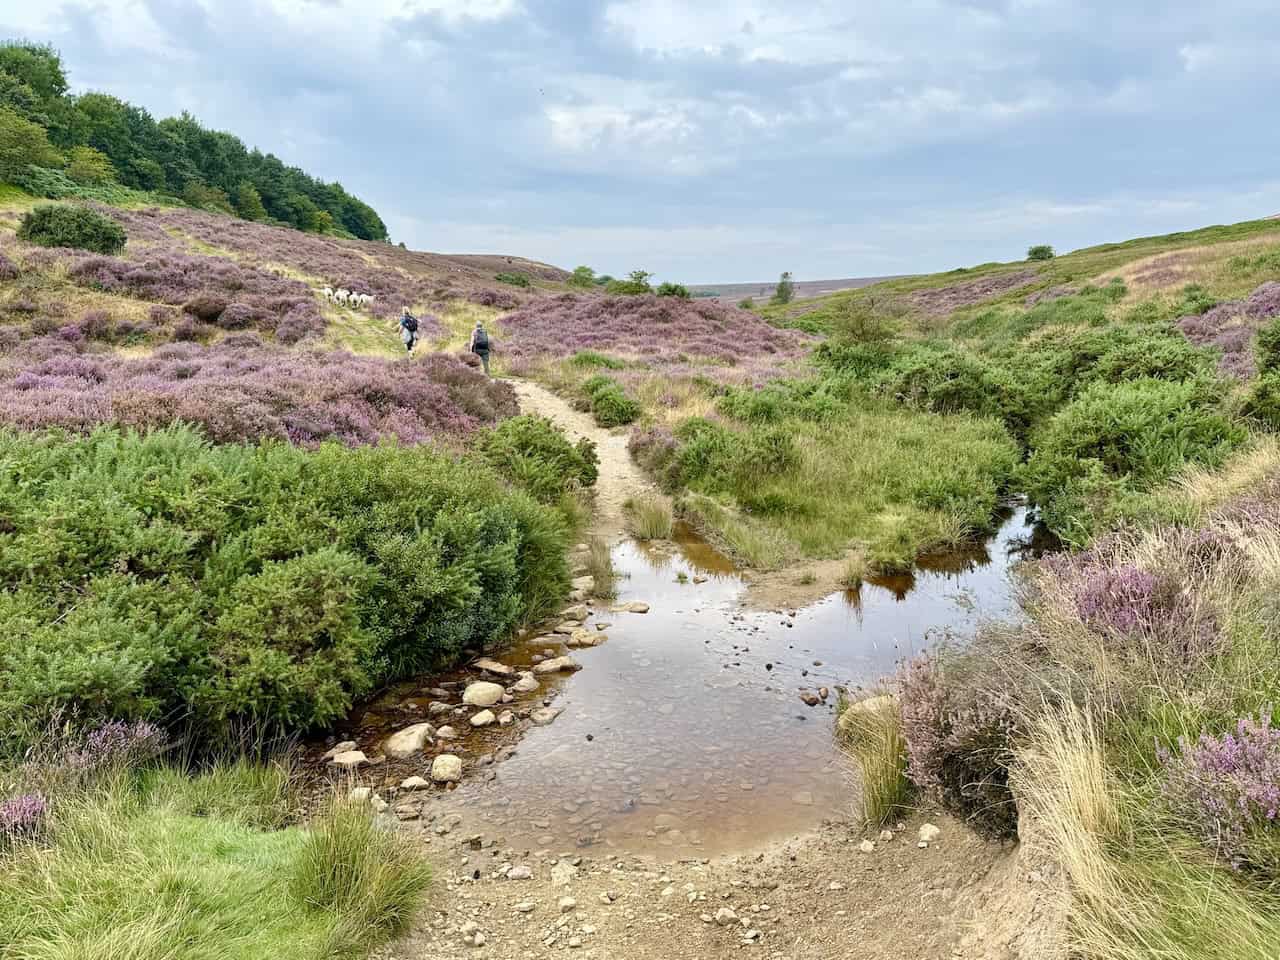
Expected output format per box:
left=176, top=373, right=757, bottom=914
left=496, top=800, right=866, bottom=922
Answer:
left=329, top=506, right=1047, bottom=857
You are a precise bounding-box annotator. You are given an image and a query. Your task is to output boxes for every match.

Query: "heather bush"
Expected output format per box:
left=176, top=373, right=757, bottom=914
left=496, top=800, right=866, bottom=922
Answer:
left=1161, top=709, right=1280, bottom=878
left=0, top=251, right=18, bottom=281
left=17, top=203, right=126, bottom=254
left=899, top=645, right=1020, bottom=838
left=0, top=340, right=515, bottom=447
left=0, top=425, right=570, bottom=749
left=0, top=792, right=46, bottom=844
left=478, top=414, right=599, bottom=504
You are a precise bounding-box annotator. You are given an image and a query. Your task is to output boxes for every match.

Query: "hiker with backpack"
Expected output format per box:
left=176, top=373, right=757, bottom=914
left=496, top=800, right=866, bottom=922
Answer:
left=469, top=320, right=491, bottom=375
left=397, top=309, right=419, bottom=352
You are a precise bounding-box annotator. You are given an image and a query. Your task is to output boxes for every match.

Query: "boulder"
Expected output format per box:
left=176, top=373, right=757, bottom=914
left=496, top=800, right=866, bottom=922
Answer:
left=428, top=701, right=452, bottom=717
left=560, top=604, right=589, bottom=622
left=431, top=754, right=463, bottom=783
left=512, top=673, right=540, bottom=694
left=474, top=658, right=514, bottom=677
left=567, top=628, right=604, bottom=648
left=383, top=722, right=435, bottom=760
left=498, top=710, right=515, bottom=726
left=322, top=740, right=358, bottom=761
left=462, top=681, right=505, bottom=707
left=610, top=601, right=650, bottom=614
left=327, top=750, right=367, bottom=770
left=553, top=621, right=582, bottom=635
left=533, top=656, right=582, bottom=675
left=570, top=575, right=594, bottom=593
left=470, top=709, right=497, bottom=727
left=400, top=775, right=430, bottom=791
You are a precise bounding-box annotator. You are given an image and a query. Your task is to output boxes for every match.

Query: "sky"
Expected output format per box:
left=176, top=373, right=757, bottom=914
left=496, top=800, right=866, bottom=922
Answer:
left=3, top=0, right=1280, bottom=283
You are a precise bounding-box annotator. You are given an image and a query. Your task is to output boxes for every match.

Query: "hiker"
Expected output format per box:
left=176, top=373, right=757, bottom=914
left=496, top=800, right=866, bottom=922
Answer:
left=469, top=320, right=491, bottom=374
left=397, top=308, right=418, bottom=353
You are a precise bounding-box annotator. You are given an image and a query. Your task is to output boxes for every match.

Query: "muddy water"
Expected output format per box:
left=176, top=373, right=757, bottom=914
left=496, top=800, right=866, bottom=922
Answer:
left=407, top=506, right=1043, bottom=857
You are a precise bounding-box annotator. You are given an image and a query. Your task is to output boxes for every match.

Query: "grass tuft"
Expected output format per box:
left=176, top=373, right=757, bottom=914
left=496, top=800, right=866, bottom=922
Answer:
left=628, top=494, right=674, bottom=540
left=586, top=535, right=617, bottom=599
left=839, top=694, right=912, bottom=827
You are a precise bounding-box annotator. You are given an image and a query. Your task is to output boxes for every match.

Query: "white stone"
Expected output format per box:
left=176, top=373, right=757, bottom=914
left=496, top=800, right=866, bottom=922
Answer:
left=512, top=673, right=540, bottom=693
left=463, top=681, right=505, bottom=707
left=919, top=823, right=941, bottom=844
left=327, top=750, right=367, bottom=770
left=400, top=775, right=430, bottom=791
left=508, top=865, right=533, bottom=880
left=532, top=656, right=581, bottom=675
left=431, top=754, right=463, bottom=783
left=435, top=725, right=458, bottom=740
left=560, top=604, right=589, bottom=621
left=474, top=658, right=514, bottom=677
left=322, top=740, right=358, bottom=760
left=858, top=839, right=876, bottom=853
left=348, top=786, right=372, bottom=803
left=498, top=710, right=515, bottom=726
left=559, top=896, right=577, bottom=913
left=551, top=862, right=578, bottom=886
left=714, top=907, right=737, bottom=926
left=370, top=795, right=388, bottom=813
left=515, top=901, right=536, bottom=913
left=470, top=709, right=496, bottom=728
left=383, top=722, right=435, bottom=760
left=530, top=707, right=563, bottom=726
left=827, top=881, right=845, bottom=891
left=610, top=601, right=649, bottom=614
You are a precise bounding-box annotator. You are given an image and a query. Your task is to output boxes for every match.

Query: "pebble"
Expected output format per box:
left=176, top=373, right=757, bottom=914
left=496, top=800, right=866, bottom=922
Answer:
left=827, top=881, right=845, bottom=891
left=879, top=829, right=894, bottom=842
left=327, top=749, right=367, bottom=770
left=515, top=901, right=535, bottom=913
left=431, top=754, right=463, bottom=783
left=321, top=740, right=357, bottom=761
left=714, top=907, right=737, bottom=926
left=469, top=709, right=496, bottom=728
left=567, top=936, right=583, bottom=949
left=348, top=786, right=372, bottom=803
left=559, top=896, right=577, bottom=913
left=919, top=823, right=941, bottom=844
left=859, top=839, right=875, bottom=853
left=508, top=865, right=533, bottom=880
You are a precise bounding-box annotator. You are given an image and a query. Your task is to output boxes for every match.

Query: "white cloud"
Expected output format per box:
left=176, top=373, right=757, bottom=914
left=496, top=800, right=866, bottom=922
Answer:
left=1178, top=42, right=1218, bottom=72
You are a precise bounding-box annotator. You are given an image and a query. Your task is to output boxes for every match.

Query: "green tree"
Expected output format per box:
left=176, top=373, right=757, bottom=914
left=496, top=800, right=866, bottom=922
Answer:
left=771, top=271, right=795, bottom=305
left=656, top=281, right=691, bottom=299
left=628, top=269, right=653, bottom=288
left=568, top=265, right=596, bottom=288
left=182, top=180, right=234, bottom=214
left=0, top=72, right=45, bottom=125
left=0, top=41, right=68, bottom=105
left=0, top=104, right=60, bottom=180
left=1027, top=244, right=1055, bottom=261
left=234, top=181, right=267, bottom=221
left=65, top=144, right=117, bottom=185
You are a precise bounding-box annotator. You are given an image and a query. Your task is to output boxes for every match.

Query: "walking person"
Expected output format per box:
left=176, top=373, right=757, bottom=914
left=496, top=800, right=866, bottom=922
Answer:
left=469, top=320, right=491, bottom=375
left=397, top=308, right=419, bottom=353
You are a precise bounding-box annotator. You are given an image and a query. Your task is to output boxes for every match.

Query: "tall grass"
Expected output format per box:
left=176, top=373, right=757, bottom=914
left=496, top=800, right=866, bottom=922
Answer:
left=585, top=535, right=617, bottom=598
left=628, top=493, right=674, bottom=540
left=838, top=694, right=912, bottom=827
left=0, top=760, right=430, bottom=960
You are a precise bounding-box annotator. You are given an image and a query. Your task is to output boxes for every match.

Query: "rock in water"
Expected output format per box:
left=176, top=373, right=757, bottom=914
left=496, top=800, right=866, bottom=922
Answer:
left=400, top=775, right=430, bottom=790
left=470, top=709, right=496, bottom=727
left=498, top=710, right=515, bottom=726
left=799, top=692, right=821, bottom=707
left=431, top=754, right=463, bottom=783
left=512, top=673, right=540, bottom=693
left=383, top=722, right=435, bottom=759
left=530, top=707, right=563, bottom=726
left=435, top=725, right=458, bottom=740
left=474, top=658, right=514, bottom=677
left=462, top=681, right=505, bottom=706
left=533, top=656, right=582, bottom=675
left=610, top=601, right=650, bottom=614
left=560, top=604, right=589, bottom=621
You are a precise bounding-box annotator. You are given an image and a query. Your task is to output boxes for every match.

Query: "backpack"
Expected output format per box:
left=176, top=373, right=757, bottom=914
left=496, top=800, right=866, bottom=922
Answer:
left=473, top=328, right=489, bottom=350
left=402, top=314, right=418, bottom=333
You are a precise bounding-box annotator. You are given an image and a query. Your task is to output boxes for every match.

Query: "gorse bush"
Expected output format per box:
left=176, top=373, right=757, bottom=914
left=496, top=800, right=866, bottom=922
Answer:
left=656, top=281, right=691, bottom=299
left=478, top=413, right=599, bottom=504
left=495, top=271, right=531, bottom=288
left=0, top=426, right=569, bottom=751
left=17, top=202, right=127, bottom=254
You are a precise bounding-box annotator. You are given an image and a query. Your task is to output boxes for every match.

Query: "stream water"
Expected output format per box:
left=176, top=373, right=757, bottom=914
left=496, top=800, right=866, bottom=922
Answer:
left=336, top=505, right=1046, bottom=858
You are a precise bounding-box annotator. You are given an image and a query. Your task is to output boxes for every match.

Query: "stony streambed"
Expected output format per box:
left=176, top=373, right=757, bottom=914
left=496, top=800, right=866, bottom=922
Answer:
left=307, top=507, right=1043, bottom=858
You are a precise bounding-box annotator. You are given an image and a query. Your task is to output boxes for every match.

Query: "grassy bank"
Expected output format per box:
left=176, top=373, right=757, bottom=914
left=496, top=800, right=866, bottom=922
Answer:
left=1, top=738, right=429, bottom=960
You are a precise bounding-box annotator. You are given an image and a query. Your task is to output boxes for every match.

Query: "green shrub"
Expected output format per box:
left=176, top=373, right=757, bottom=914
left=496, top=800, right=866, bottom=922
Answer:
left=1256, top=317, right=1280, bottom=375
left=0, top=104, right=59, bottom=179
left=656, top=282, right=691, bottom=299
left=65, top=145, right=118, bottom=185
left=0, top=426, right=570, bottom=751
left=1178, top=283, right=1217, bottom=316
left=568, top=350, right=625, bottom=370
left=494, top=271, right=531, bottom=288
left=605, top=269, right=653, bottom=296
left=1027, top=244, right=1055, bottom=261
left=478, top=413, right=599, bottom=504
left=771, top=271, right=795, bottom=305
left=582, top=375, right=640, bottom=426
left=1022, top=379, right=1244, bottom=541
left=1242, top=373, right=1280, bottom=431
left=568, top=265, right=595, bottom=288
left=17, top=202, right=126, bottom=254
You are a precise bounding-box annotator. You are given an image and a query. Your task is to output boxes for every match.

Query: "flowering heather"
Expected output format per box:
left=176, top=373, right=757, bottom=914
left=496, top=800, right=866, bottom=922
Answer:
left=66, top=719, right=168, bottom=771
left=0, top=793, right=46, bottom=839
left=0, top=336, right=515, bottom=446
left=1161, top=709, right=1280, bottom=874
left=499, top=293, right=812, bottom=377
left=905, top=269, right=1039, bottom=316
left=1178, top=280, right=1280, bottom=379
left=0, top=251, right=18, bottom=281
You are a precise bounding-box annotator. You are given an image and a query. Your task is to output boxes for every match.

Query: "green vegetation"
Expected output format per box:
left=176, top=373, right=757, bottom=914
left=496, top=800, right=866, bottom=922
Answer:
left=0, top=425, right=571, bottom=756
left=16, top=201, right=126, bottom=253
left=585, top=535, right=616, bottom=599
left=0, top=39, right=385, bottom=237
left=1027, top=243, right=1055, bottom=261
left=0, top=754, right=428, bottom=960
left=838, top=694, right=911, bottom=827
left=655, top=281, right=691, bottom=299
left=771, top=270, right=795, bottom=305
left=478, top=413, right=599, bottom=507
left=494, top=271, right=531, bottom=288
left=604, top=269, right=654, bottom=295
left=627, top=494, right=674, bottom=541
left=582, top=375, right=641, bottom=427
left=568, top=350, right=626, bottom=370
left=568, top=265, right=596, bottom=288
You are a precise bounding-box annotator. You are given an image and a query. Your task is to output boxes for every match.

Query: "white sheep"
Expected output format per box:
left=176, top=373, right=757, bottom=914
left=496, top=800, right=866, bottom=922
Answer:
left=334, top=288, right=351, bottom=306
left=358, top=293, right=375, bottom=309
left=321, top=286, right=334, bottom=302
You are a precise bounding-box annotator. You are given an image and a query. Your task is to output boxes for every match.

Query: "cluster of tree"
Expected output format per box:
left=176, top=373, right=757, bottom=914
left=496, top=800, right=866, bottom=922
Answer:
left=567, top=265, right=690, bottom=298
left=0, top=40, right=387, bottom=240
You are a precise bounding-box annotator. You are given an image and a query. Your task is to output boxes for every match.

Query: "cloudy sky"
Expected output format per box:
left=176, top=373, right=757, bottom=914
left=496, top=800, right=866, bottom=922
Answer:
left=4, top=0, right=1279, bottom=282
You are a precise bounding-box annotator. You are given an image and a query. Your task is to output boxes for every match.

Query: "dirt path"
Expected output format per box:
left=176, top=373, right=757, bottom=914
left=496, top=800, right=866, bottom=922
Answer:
left=511, top=379, right=652, bottom=540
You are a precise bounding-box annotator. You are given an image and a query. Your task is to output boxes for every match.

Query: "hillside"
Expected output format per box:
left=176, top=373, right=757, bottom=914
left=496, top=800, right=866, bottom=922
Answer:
left=0, top=40, right=386, bottom=238
left=689, top=274, right=909, bottom=304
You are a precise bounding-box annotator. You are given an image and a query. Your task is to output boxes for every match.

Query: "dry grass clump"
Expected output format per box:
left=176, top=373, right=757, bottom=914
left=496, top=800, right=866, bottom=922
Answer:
left=586, top=535, right=617, bottom=598
left=839, top=693, right=912, bottom=827
left=628, top=493, right=674, bottom=541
